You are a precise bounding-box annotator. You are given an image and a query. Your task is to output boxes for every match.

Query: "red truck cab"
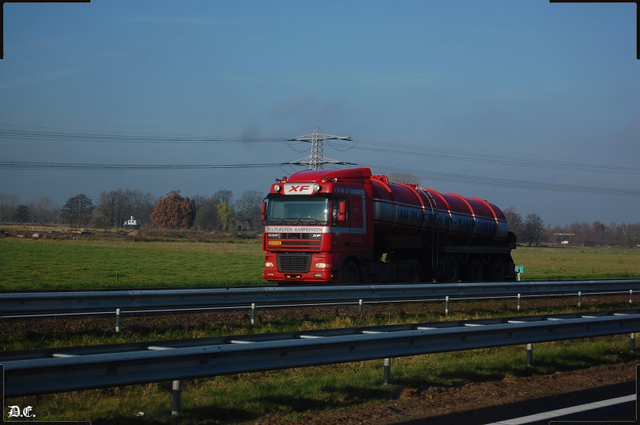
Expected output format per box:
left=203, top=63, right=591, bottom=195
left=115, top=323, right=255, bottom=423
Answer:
left=262, top=168, right=374, bottom=284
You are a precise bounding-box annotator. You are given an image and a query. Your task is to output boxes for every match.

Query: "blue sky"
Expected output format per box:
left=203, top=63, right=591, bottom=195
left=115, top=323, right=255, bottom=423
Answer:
left=1, top=0, right=638, bottom=226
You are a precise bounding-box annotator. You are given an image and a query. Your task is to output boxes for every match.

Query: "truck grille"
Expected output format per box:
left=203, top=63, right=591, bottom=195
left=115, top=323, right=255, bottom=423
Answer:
left=277, top=253, right=311, bottom=273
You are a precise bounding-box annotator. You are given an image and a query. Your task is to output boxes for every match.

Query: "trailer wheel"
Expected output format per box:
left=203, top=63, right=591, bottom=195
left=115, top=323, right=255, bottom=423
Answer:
left=341, top=261, right=360, bottom=284
left=443, top=257, right=460, bottom=282
left=463, top=259, right=484, bottom=282
left=488, top=258, right=506, bottom=282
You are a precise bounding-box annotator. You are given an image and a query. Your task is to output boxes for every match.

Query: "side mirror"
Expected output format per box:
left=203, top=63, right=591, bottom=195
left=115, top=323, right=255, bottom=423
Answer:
left=261, top=201, right=267, bottom=223
left=338, top=201, right=347, bottom=222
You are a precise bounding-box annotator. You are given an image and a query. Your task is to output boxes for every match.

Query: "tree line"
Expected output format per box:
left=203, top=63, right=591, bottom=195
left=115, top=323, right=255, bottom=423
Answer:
left=0, top=188, right=264, bottom=232
left=1, top=192, right=639, bottom=246
left=504, top=207, right=640, bottom=248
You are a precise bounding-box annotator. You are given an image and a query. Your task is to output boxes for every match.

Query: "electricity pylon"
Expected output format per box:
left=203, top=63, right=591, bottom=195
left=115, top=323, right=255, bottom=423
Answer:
left=286, top=128, right=356, bottom=170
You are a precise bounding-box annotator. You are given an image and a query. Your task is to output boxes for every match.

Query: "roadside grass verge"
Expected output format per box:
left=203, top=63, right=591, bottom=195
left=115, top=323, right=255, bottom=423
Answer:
left=4, top=301, right=639, bottom=424
left=2, top=298, right=634, bottom=352
left=7, top=335, right=638, bottom=424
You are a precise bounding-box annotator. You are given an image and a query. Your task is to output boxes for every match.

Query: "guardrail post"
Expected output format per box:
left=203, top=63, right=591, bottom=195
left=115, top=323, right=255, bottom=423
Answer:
left=251, top=303, right=256, bottom=325
left=577, top=291, right=582, bottom=308
left=630, top=290, right=633, bottom=305
left=517, top=294, right=521, bottom=311
left=171, top=380, right=181, bottom=416
left=115, top=308, right=121, bottom=332
left=445, top=296, right=449, bottom=315
left=526, top=343, right=533, bottom=365
left=359, top=299, right=363, bottom=313
left=631, top=333, right=636, bottom=353
left=383, top=358, right=391, bottom=385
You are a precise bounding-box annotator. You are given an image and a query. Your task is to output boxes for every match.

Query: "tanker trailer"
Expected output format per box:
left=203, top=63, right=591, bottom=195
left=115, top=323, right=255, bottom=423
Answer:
left=262, top=167, right=516, bottom=284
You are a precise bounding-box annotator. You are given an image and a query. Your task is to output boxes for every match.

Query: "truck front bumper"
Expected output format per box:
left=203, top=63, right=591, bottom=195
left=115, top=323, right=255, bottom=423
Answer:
left=263, top=253, right=335, bottom=283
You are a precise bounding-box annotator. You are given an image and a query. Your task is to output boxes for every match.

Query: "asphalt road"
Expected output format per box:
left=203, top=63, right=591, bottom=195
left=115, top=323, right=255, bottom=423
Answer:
left=396, top=381, right=637, bottom=425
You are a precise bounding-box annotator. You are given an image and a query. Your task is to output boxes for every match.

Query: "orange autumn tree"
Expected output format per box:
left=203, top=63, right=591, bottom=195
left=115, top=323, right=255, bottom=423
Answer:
left=150, top=190, right=195, bottom=229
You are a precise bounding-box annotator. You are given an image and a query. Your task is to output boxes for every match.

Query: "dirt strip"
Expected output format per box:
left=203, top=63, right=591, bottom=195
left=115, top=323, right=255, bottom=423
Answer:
left=256, top=362, right=637, bottom=425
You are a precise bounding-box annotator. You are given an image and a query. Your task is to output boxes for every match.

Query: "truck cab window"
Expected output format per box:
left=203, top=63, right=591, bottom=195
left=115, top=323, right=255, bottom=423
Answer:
left=265, top=197, right=330, bottom=225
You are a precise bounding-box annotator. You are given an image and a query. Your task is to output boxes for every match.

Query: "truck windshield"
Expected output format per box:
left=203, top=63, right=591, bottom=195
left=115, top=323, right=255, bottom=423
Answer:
left=266, top=198, right=330, bottom=225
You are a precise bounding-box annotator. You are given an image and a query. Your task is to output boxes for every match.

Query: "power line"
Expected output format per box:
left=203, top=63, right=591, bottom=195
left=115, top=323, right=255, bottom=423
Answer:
left=356, top=140, right=640, bottom=176
left=0, top=128, right=283, bottom=144
left=1, top=160, right=637, bottom=197
left=0, top=161, right=283, bottom=170
left=369, top=164, right=640, bottom=197
left=2, top=125, right=637, bottom=196
left=1, top=125, right=637, bottom=176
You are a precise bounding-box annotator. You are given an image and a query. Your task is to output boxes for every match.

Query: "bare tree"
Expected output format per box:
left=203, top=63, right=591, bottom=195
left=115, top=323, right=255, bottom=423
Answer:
left=34, top=196, right=60, bottom=224
left=0, top=193, right=21, bottom=222
left=126, top=189, right=156, bottom=225
left=190, top=194, right=208, bottom=212
left=14, top=204, right=31, bottom=223
left=235, top=190, right=264, bottom=231
left=523, top=213, right=545, bottom=247
left=212, top=189, right=233, bottom=205
left=194, top=197, right=219, bottom=231
left=591, top=221, right=606, bottom=245
left=95, top=189, right=156, bottom=228
left=503, top=206, right=524, bottom=240
left=95, top=189, right=124, bottom=228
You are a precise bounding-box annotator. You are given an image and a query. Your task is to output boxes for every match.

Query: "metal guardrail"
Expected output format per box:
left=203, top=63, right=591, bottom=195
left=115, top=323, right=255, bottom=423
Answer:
left=2, top=309, right=640, bottom=398
left=1, top=279, right=639, bottom=317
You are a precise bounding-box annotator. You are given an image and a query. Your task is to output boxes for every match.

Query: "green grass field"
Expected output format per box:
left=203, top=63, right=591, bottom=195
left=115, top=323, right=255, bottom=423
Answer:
left=1, top=238, right=639, bottom=291
left=0, top=238, right=266, bottom=290
left=513, top=246, right=640, bottom=281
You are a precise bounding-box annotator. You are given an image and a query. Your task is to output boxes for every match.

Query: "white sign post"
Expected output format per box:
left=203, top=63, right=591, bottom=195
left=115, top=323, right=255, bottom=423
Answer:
left=515, top=266, right=524, bottom=281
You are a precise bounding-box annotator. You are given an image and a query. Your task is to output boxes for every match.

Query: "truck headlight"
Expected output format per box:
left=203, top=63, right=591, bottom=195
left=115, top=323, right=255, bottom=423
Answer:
left=265, top=262, right=274, bottom=268
left=314, top=262, right=331, bottom=269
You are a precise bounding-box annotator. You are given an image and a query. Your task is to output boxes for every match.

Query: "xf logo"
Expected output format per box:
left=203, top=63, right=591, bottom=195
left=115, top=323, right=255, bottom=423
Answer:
left=7, top=405, right=35, bottom=418
left=287, top=185, right=310, bottom=193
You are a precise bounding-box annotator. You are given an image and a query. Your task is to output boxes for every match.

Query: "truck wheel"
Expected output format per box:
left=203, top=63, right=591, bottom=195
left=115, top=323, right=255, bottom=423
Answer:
left=341, top=261, right=360, bottom=284
left=406, top=262, right=422, bottom=283
left=488, top=258, right=506, bottom=282
left=443, top=257, right=460, bottom=282
left=463, top=259, right=484, bottom=282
